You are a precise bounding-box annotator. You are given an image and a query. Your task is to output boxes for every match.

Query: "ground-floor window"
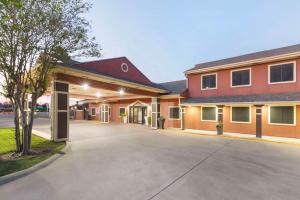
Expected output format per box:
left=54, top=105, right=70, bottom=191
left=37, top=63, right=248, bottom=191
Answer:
left=269, top=106, right=295, bottom=125
left=201, top=106, right=217, bottom=121
left=91, top=108, right=96, bottom=116
left=169, top=107, right=180, bottom=119
left=231, top=106, right=251, bottom=123
left=119, top=107, right=126, bottom=116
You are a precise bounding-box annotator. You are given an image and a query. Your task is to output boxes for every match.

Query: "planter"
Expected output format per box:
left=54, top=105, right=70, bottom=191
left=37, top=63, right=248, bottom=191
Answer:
left=122, top=116, right=128, bottom=124
left=144, top=116, right=148, bottom=126
left=147, top=116, right=151, bottom=127
left=216, top=124, right=223, bottom=135
left=158, top=117, right=166, bottom=129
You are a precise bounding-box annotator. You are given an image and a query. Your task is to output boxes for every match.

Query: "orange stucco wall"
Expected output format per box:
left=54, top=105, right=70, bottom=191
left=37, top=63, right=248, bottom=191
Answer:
left=223, top=106, right=256, bottom=135
left=185, top=106, right=216, bottom=131
left=187, top=59, right=300, bottom=98
left=262, top=105, right=300, bottom=138
left=160, top=99, right=181, bottom=129
left=185, top=105, right=300, bottom=139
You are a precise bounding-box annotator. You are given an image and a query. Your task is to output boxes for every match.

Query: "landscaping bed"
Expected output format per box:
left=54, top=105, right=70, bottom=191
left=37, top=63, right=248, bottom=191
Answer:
left=0, top=128, right=65, bottom=177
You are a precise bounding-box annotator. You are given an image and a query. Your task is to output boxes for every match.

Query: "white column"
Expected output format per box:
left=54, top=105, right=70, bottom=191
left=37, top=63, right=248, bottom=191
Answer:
left=151, top=97, right=160, bottom=129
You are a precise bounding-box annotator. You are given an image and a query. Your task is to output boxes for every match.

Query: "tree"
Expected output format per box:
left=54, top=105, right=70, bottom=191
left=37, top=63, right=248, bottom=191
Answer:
left=0, top=0, right=101, bottom=155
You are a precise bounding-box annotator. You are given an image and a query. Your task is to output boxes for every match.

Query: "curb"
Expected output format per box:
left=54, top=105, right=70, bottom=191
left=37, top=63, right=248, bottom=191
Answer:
left=0, top=142, right=71, bottom=186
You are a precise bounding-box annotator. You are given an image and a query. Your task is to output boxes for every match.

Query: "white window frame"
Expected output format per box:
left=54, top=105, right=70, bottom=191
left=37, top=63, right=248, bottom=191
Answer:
left=201, top=106, right=218, bottom=122
left=268, top=105, right=296, bottom=126
left=201, top=73, right=217, bottom=90
left=91, top=108, right=96, bottom=116
left=230, top=106, right=252, bottom=124
left=168, top=106, right=180, bottom=120
left=119, top=107, right=126, bottom=117
left=230, top=68, right=252, bottom=88
left=268, top=61, right=296, bottom=85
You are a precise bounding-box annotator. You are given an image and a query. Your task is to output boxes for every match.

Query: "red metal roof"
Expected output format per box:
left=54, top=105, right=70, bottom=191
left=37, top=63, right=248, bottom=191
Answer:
left=72, top=57, right=153, bottom=86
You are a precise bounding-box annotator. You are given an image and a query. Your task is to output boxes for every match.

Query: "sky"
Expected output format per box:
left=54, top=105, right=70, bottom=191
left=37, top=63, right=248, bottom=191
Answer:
left=1, top=0, right=300, bottom=102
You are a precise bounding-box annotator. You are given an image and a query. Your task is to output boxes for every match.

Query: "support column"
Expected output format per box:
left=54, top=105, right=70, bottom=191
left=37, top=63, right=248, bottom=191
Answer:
left=51, top=80, right=69, bottom=142
left=217, top=105, right=224, bottom=135
left=180, top=106, right=185, bottom=130
left=255, top=105, right=263, bottom=138
left=151, top=97, right=160, bottom=129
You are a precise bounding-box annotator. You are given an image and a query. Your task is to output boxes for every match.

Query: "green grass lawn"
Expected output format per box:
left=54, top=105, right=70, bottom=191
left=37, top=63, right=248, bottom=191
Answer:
left=0, top=128, right=65, bottom=177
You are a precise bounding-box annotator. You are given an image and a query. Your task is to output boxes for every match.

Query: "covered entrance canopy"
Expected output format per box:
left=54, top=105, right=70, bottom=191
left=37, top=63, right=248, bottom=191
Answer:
left=48, top=57, right=169, bottom=141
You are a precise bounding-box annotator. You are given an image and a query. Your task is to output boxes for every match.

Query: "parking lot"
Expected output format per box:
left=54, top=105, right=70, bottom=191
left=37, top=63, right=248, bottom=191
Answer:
left=1, top=115, right=300, bottom=199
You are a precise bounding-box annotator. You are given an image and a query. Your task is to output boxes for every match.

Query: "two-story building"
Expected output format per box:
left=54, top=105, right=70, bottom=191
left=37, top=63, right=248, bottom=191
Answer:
left=183, top=44, right=300, bottom=139
left=49, top=44, right=300, bottom=141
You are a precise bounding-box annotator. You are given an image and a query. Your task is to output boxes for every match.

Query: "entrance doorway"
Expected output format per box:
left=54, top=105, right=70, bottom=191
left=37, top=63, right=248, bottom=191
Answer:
left=129, top=106, right=147, bottom=124
left=100, top=104, right=109, bottom=123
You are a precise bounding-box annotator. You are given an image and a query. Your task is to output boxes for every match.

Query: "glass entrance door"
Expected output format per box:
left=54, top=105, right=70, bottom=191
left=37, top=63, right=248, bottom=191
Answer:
left=100, top=104, right=109, bottom=123
left=129, top=106, right=147, bottom=124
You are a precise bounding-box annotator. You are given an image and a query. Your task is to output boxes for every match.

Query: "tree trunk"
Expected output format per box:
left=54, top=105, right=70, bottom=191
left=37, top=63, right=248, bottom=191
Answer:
left=21, top=113, right=29, bottom=155
left=17, top=98, right=30, bottom=155
left=28, top=97, right=37, bottom=149
left=13, top=105, right=22, bottom=152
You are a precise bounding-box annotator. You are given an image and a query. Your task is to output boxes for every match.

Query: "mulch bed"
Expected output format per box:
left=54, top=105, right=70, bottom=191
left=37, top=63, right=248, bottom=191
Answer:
left=0, top=149, right=52, bottom=161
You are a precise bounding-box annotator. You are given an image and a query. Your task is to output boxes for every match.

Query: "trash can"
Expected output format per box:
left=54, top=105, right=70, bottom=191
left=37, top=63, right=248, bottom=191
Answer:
left=158, top=117, right=165, bottom=129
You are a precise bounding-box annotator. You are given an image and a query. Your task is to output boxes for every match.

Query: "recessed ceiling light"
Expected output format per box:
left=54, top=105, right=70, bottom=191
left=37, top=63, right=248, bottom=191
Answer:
left=119, top=89, right=125, bottom=95
left=96, top=92, right=101, bottom=98
left=82, top=83, right=89, bottom=90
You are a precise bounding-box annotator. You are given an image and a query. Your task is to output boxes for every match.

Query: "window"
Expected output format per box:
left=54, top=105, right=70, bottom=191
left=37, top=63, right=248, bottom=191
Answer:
left=231, top=107, right=251, bottom=123
left=201, top=73, right=217, bottom=90
left=91, top=108, right=96, bottom=116
left=121, top=63, right=129, bottom=72
left=119, top=107, right=126, bottom=116
left=169, top=107, right=180, bottom=119
left=269, top=106, right=295, bottom=125
left=231, top=68, right=251, bottom=87
left=201, top=107, right=217, bottom=121
left=269, top=62, right=295, bottom=84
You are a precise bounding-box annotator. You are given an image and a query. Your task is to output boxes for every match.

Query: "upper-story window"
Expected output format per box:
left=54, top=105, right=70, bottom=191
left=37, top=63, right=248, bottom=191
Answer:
left=201, top=73, right=217, bottom=90
left=269, top=61, right=296, bottom=84
left=231, top=68, right=251, bottom=87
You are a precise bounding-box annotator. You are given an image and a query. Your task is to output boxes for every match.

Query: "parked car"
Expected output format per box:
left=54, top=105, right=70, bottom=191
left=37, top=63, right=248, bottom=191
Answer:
left=0, top=104, right=14, bottom=113
left=35, top=104, right=49, bottom=112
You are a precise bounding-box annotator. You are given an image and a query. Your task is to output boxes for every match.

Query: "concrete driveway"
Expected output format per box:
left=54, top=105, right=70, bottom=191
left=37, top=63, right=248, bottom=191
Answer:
left=1, top=119, right=300, bottom=199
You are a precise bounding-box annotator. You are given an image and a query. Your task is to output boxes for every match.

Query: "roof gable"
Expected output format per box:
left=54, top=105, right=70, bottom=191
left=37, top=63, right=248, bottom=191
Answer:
left=72, top=57, right=153, bottom=86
